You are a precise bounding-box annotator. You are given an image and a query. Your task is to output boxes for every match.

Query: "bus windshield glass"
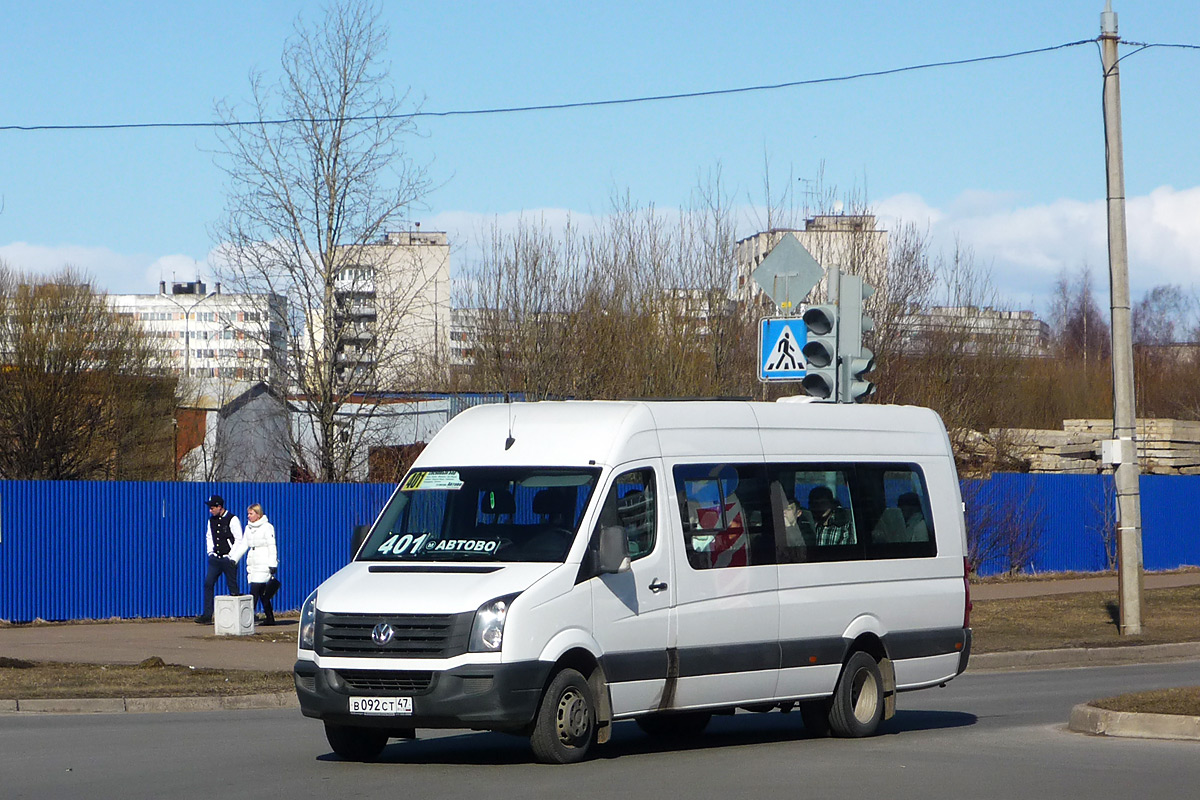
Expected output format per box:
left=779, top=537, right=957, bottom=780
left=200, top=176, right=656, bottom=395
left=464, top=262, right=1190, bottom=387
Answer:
left=358, top=467, right=601, bottom=563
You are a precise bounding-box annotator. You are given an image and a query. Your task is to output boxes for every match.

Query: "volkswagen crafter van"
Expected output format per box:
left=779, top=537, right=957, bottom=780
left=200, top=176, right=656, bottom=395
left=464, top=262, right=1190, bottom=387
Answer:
left=294, top=399, right=972, bottom=763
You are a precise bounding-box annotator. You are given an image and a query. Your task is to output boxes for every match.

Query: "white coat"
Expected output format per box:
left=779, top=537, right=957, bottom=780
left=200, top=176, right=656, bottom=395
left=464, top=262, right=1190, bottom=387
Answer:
left=241, top=515, right=279, bottom=585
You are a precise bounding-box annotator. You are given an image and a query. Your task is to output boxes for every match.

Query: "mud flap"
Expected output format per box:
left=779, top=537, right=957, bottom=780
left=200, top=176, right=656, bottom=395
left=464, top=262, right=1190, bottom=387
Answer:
left=879, top=657, right=897, bottom=720
left=590, top=668, right=613, bottom=744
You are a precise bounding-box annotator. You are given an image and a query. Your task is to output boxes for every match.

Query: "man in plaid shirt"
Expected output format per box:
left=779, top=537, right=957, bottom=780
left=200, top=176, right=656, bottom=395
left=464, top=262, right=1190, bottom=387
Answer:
left=808, top=486, right=853, bottom=546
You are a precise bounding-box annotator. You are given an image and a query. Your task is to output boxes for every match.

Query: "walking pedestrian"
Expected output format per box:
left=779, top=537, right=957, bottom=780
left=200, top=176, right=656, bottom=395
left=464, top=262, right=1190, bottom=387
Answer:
left=244, top=503, right=279, bottom=626
left=194, top=494, right=244, bottom=624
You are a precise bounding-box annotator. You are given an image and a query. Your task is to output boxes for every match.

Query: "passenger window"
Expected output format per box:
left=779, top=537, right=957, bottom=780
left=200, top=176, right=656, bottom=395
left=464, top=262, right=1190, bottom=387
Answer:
left=592, top=468, right=657, bottom=561
left=673, top=464, right=774, bottom=570
left=768, top=467, right=858, bottom=564
left=871, top=468, right=934, bottom=549
left=767, top=463, right=935, bottom=563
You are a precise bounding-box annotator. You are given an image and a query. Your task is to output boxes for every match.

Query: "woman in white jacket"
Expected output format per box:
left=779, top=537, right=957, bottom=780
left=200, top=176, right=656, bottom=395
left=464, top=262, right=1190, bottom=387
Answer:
left=242, top=503, right=279, bottom=626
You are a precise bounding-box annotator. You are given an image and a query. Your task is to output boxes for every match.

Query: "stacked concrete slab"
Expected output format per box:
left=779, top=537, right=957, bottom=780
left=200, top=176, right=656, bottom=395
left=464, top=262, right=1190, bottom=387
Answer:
left=977, top=418, right=1200, bottom=475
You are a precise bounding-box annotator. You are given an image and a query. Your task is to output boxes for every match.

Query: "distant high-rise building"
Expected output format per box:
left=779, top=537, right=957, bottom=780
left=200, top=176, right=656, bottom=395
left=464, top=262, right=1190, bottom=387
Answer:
left=897, top=306, right=1051, bottom=357
left=108, top=280, right=287, bottom=383
left=327, top=229, right=450, bottom=389
left=735, top=215, right=889, bottom=308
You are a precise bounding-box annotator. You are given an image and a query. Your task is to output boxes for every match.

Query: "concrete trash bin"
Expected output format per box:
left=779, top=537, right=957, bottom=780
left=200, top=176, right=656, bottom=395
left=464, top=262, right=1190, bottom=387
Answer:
left=215, top=595, right=256, bottom=636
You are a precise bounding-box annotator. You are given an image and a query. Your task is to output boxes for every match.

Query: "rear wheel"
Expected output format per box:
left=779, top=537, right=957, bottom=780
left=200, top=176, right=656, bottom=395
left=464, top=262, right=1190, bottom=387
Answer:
left=324, top=722, right=389, bottom=761
left=635, top=711, right=712, bottom=738
left=828, top=651, right=884, bottom=738
left=530, top=668, right=597, bottom=764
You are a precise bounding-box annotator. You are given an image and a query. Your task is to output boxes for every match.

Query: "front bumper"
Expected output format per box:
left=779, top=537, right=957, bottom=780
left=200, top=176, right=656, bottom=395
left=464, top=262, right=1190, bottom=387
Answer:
left=294, top=658, right=553, bottom=732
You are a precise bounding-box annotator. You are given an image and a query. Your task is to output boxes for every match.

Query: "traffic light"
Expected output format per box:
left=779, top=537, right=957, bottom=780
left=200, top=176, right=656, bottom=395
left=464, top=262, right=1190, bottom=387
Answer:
left=837, top=274, right=876, bottom=403
left=801, top=304, right=838, bottom=400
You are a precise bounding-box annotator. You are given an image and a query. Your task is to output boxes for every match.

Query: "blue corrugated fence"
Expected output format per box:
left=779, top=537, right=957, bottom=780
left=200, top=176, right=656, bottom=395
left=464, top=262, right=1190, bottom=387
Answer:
left=1, top=474, right=1198, bottom=621
left=0, top=481, right=394, bottom=623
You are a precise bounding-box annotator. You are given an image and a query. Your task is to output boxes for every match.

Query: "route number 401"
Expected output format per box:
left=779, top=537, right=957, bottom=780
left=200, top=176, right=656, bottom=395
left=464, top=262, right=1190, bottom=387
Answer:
left=377, top=532, right=429, bottom=556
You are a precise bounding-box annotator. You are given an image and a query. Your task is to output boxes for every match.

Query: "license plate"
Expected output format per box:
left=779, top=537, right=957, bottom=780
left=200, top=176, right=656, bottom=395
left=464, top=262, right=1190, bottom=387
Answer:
left=349, top=696, right=413, bottom=715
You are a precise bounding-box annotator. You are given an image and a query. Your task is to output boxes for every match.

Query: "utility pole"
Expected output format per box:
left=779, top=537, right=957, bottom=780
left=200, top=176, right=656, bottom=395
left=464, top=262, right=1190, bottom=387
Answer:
left=1100, top=2, right=1144, bottom=635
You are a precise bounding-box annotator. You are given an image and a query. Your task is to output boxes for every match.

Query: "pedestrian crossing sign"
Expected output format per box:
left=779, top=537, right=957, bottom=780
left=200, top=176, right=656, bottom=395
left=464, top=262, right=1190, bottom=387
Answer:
left=759, top=318, right=807, bottom=382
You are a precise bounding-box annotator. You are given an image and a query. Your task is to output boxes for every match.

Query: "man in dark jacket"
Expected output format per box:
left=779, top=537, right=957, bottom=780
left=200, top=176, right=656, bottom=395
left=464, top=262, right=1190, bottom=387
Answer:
left=194, top=494, right=245, bottom=624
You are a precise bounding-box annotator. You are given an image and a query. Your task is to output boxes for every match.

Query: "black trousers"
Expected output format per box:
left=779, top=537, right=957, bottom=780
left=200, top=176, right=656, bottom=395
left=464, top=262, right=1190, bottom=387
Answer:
left=201, top=554, right=239, bottom=618
left=250, top=582, right=275, bottom=624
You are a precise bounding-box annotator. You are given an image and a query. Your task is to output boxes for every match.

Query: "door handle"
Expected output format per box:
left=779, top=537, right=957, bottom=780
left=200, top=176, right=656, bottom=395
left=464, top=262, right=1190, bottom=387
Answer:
left=648, top=579, right=668, bottom=594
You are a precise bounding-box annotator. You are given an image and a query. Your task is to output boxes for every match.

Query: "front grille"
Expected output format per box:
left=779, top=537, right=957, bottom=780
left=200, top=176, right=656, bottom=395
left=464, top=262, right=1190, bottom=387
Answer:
left=316, top=611, right=474, bottom=658
left=337, top=669, right=435, bottom=694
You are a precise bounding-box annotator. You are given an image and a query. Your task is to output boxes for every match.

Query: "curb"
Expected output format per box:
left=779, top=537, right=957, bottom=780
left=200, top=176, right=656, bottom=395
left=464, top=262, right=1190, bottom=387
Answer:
left=2, top=691, right=298, bottom=715
left=1069, top=703, right=1200, bottom=741
left=968, top=641, right=1200, bottom=672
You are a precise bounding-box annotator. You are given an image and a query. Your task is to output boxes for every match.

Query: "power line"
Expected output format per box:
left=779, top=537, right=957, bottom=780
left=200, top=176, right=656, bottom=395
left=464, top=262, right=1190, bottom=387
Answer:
left=1, top=36, right=1187, bottom=134
left=1122, top=40, right=1200, bottom=51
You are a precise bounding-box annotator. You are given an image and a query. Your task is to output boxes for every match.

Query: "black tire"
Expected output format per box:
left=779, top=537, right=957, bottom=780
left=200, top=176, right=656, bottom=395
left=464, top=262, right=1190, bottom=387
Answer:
left=828, top=651, right=884, bottom=738
left=798, top=699, right=831, bottom=737
left=324, top=722, right=389, bottom=761
left=635, top=711, right=712, bottom=738
left=529, top=668, right=597, bottom=764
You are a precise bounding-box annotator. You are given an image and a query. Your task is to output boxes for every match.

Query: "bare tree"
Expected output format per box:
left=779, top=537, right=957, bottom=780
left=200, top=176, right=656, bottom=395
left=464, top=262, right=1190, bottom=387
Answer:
left=213, top=0, right=433, bottom=482
left=1050, top=265, right=1111, bottom=363
left=962, top=479, right=1044, bottom=576
left=1131, top=283, right=1200, bottom=418
left=0, top=265, right=174, bottom=479
left=459, top=177, right=757, bottom=401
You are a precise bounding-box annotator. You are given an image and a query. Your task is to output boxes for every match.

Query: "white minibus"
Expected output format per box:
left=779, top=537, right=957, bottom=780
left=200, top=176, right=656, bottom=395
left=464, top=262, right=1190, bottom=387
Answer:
left=294, top=399, right=972, bottom=763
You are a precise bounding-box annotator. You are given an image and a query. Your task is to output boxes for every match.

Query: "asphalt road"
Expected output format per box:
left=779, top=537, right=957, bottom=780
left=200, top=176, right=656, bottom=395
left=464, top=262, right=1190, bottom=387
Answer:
left=3, top=660, right=1199, bottom=800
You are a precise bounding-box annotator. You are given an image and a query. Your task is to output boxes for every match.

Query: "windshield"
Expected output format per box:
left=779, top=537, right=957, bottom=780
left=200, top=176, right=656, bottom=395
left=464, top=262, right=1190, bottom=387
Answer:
left=359, top=467, right=601, bottom=563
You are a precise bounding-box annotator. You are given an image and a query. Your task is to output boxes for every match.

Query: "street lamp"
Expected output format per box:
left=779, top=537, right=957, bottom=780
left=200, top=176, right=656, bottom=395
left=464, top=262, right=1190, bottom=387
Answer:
left=162, top=289, right=217, bottom=377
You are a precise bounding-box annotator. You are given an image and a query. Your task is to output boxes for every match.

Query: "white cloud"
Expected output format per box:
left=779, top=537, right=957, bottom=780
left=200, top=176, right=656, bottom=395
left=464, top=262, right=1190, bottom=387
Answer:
left=144, top=254, right=209, bottom=291
left=0, top=241, right=214, bottom=295
left=877, top=185, right=1200, bottom=310
left=6, top=185, right=1197, bottom=312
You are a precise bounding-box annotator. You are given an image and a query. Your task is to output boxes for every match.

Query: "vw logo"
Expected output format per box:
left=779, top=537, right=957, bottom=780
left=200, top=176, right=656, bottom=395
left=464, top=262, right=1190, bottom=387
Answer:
left=371, top=622, right=394, bottom=647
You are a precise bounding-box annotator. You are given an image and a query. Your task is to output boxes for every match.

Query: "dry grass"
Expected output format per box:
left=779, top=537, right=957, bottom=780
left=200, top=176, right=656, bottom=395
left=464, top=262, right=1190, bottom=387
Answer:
left=0, top=657, right=293, bottom=700
left=973, top=566, right=1200, bottom=584
left=197, top=629, right=298, bottom=645
left=1092, top=687, right=1200, bottom=717
left=971, top=585, right=1200, bottom=653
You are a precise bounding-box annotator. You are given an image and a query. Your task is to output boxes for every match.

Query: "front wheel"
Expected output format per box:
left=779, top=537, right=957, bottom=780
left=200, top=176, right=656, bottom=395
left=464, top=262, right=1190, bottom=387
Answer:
left=324, top=722, right=389, bottom=761
left=529, top=668, right=597, bottom=764
left=828, top=651, right=884, bottom=738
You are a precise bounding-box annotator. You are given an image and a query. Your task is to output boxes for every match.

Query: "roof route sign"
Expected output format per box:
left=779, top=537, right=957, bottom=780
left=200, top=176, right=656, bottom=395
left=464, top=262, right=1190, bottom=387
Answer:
left=751, top=233, right=825, bottom=312
left=759, top=318, right=808, bottom=382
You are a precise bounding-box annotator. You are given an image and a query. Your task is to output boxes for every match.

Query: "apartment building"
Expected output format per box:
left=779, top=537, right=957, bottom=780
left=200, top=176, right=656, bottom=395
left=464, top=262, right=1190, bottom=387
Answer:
left=735, top=215, right=889, bottom=308
left=108, top=280, right=287, bottom=382
left=897, top=305, right=1051, bottom=357
left=328, top=229, right=450, bottom=388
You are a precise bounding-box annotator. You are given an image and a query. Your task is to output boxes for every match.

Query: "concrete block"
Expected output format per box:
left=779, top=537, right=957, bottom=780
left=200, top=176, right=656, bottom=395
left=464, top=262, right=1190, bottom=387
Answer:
left=214, top=595, right=255, bottom=636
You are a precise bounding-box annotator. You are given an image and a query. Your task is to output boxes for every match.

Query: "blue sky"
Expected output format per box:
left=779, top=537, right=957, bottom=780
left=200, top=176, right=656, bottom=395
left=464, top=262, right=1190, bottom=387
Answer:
left=2, top=1, right=1198, bottom=313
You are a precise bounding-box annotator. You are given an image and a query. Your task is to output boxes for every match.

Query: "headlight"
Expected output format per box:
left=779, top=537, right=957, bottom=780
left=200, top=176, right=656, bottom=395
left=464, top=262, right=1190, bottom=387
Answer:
left=298, top=589, right=318, bottom=651
left=469, top=594, right=519, bottom=653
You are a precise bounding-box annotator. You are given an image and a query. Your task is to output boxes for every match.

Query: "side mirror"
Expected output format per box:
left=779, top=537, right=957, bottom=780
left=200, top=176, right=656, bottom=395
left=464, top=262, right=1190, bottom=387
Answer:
left=597, top=525, right=631, bottom=574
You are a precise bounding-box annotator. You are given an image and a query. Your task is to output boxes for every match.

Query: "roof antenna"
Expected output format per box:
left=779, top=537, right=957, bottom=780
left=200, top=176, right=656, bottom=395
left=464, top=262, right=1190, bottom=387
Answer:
left=504, top=392, right=516, bottom=450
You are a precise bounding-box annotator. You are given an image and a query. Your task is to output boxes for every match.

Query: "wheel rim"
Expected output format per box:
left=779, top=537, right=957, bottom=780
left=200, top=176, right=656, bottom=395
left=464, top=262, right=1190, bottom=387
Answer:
left=555, top=687, right=590, bottom=746
left=850, top=666, right=880, bottom=724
